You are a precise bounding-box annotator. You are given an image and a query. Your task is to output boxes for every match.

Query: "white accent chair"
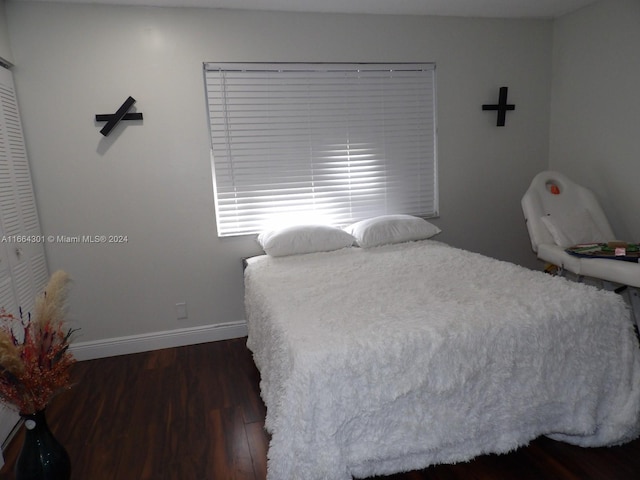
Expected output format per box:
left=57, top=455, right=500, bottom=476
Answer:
left=522, top=171, right=640, bottom=326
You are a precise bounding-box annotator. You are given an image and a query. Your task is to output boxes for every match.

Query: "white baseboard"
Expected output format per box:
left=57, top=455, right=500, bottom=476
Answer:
left=70, top=321, right=248, bottom=361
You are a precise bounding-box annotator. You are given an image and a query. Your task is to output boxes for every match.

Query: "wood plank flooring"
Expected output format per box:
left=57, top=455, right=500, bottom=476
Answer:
left=1, top=337, right=639, bottom=479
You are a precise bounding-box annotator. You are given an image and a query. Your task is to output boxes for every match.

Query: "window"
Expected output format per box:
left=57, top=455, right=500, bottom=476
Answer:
left=204, top=63, right=438, bottom=237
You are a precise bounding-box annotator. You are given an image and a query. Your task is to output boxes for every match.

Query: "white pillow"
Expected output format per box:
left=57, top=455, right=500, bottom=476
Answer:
left=257, top=225, right=355, bottom=257
left=345, top=215, right=441, bottom=248
left=540, top=210, right=608, bottom=248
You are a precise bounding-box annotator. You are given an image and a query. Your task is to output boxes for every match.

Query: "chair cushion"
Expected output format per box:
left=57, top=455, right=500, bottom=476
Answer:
left=537, top=244, right=583, bottom=274
left=540, top=209, right=609, bottom=248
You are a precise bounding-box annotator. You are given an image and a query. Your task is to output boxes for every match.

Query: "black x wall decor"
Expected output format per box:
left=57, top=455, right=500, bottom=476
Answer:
left=482, top=87, right=515, bottom=126
left=95, top=96, right=143, bottom=136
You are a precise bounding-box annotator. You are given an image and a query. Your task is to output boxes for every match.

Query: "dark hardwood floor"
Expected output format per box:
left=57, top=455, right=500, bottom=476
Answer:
left=1, top=337, right=639, bottom=479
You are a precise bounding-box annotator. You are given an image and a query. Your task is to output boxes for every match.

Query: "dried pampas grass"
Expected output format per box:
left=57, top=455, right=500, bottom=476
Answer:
left=34, top=270, right=71, bottom=329
left=0, top=270, right=76, bottom=414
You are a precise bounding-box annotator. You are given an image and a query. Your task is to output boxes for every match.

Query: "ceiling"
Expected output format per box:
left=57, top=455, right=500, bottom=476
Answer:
left=11, top=0, right=598, bottom=18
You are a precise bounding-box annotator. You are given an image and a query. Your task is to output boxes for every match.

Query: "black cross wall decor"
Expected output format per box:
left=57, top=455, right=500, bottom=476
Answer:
left=482, top=87, right=515, bottom=127
left=95, top=96, right=144, bottom=136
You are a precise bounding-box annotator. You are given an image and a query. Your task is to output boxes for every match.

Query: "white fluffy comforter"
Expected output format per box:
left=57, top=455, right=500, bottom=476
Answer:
left=244, top=241, right=640, bottom=480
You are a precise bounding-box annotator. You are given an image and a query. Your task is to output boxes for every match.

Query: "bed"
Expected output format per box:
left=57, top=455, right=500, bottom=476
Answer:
left=244, top=232, right=640, bottom=479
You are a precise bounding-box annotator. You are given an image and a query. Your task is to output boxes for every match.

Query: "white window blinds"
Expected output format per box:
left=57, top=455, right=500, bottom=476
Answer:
left=204, top=63, right=438, bottom=237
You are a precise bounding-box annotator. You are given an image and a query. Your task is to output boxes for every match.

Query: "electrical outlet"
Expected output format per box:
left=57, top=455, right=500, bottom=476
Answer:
left=176, top=302, right=188, bottom=320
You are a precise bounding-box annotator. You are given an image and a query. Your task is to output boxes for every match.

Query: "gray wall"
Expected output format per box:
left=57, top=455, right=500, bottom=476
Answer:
left=550, top=0, right=640, bottom=241
left=6, top=2, right=551, bottom=343
left=0, top=1, right=13, bottom=65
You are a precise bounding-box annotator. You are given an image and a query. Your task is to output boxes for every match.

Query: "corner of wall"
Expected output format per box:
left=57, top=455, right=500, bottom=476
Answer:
left=0, top=0, right=14, bottom=67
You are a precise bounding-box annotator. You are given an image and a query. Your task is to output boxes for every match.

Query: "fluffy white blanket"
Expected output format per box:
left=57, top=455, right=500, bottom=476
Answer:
left=244, top=241, right=640, bottom=480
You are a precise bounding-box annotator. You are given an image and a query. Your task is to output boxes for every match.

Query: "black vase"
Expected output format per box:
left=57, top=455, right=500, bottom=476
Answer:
left=15, top=410, right=71, bottom=480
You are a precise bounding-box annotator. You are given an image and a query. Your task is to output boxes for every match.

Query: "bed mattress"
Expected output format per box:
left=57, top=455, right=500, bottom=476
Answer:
left=244, top=240, right=640, bottom=480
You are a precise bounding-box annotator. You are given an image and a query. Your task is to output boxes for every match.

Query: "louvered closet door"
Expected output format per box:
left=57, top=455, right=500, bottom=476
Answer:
left=0, top=66, right=48, bottom=316
left=0, top=66, right=49, bottom=454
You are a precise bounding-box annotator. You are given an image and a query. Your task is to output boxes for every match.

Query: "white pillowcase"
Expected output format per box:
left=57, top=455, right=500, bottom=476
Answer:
left=257, top=225, right=355, bottom=257
left=345, top=215, right=441, bottom=248
left=540, top=210, right=608, bottom=248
